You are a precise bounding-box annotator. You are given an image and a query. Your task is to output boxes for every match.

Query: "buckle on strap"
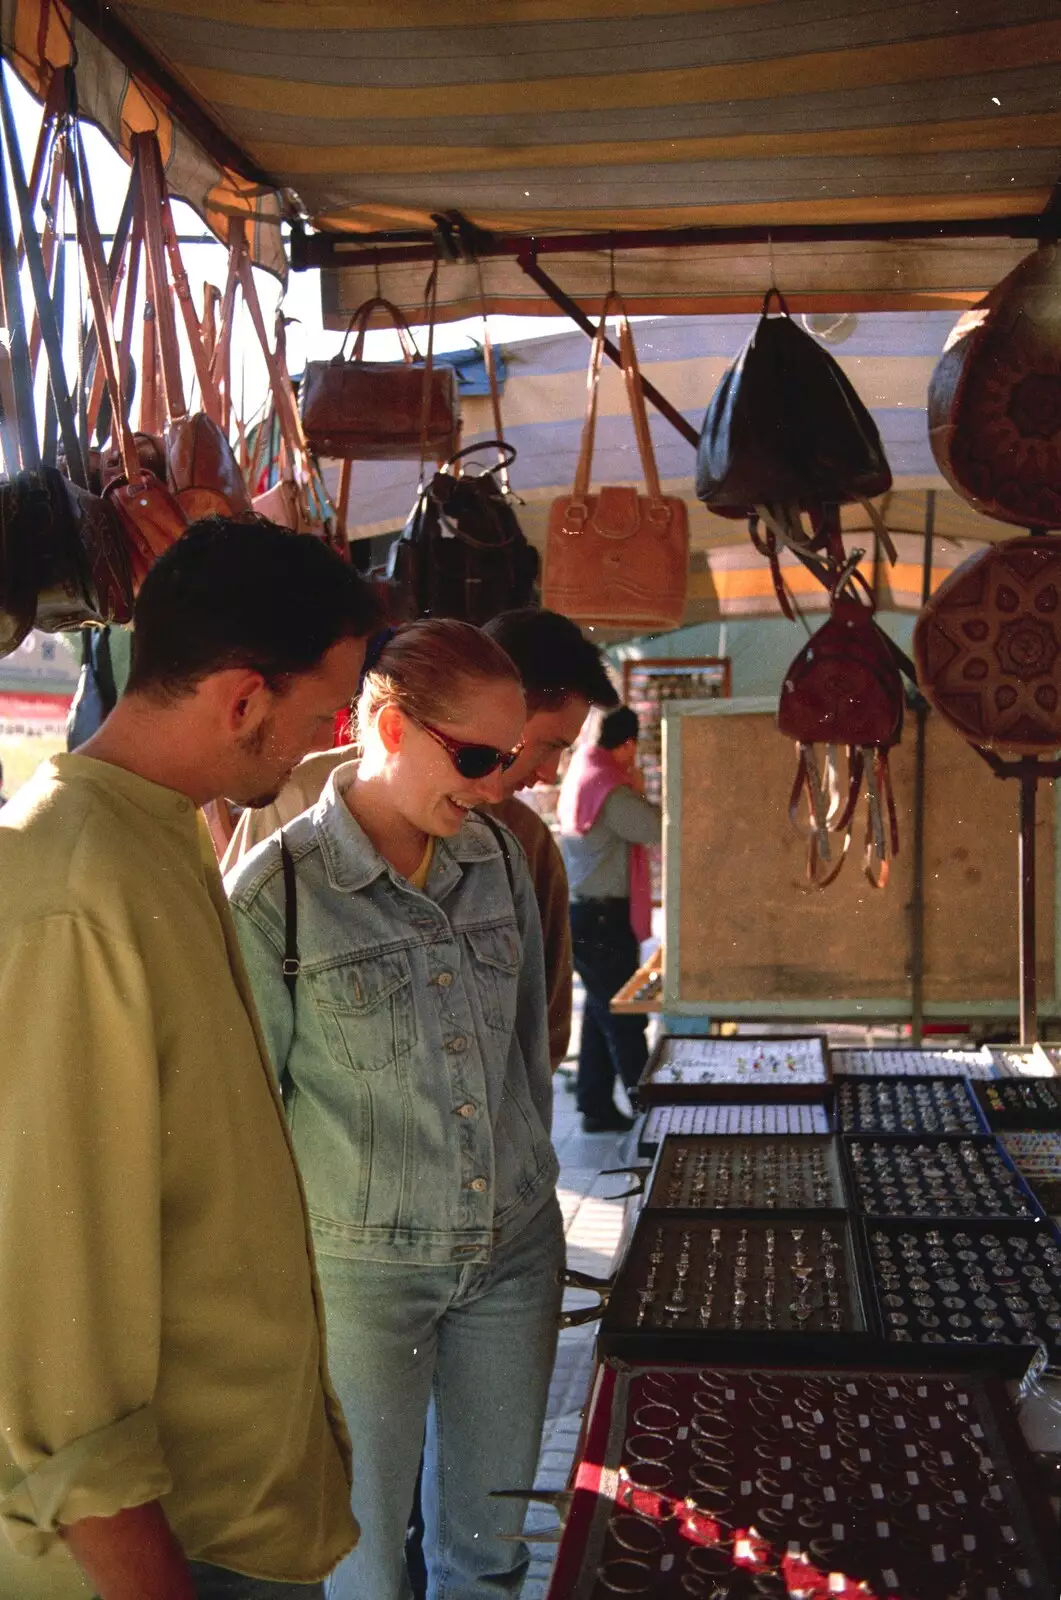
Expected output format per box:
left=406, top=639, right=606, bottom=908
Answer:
left=282, top=958, right=301, bottom=977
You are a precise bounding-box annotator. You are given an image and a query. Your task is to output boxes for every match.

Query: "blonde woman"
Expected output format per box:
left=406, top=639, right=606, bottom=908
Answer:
left=225, top=619, right=563, bottom=1600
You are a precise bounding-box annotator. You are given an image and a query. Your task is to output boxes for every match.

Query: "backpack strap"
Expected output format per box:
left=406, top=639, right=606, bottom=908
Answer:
left=279, top=834, right=300, bottom=1001
left=475, top=809, right=515, bottom=900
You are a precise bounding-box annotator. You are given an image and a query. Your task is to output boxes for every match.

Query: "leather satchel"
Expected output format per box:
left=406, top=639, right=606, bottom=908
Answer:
left=544, top=294, right=689, bottom=631
left=778, top=581, right=904, bottom=888
left=928, top=244, right=1061, bottom=530
left=300, top=296, right=459, bottom=462
left=387, top=440, right=539, bottom=624
left=914, top=534, right=1061, bottom=754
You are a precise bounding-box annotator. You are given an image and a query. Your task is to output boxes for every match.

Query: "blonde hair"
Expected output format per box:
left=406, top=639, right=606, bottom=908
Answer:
left=357, top=619, right=521, bottom=745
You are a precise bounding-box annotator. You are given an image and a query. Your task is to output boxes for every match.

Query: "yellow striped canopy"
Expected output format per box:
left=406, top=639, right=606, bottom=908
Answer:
left=2, top=1, right=1059, bottom=307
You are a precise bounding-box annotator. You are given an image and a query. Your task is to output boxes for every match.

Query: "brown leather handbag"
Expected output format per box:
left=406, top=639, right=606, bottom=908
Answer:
left=300, top=295, right=459, bottom=462
left=134, top=133, right=251, bottom=523
left=914, top=534, right=1061, bottom=754
left=544, top=293, right=689, bottom=630
left=928, top=244, right=1061, bottom=530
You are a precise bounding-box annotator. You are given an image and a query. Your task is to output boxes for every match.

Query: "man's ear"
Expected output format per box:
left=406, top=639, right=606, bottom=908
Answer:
left=206, top=669, right=271, bottom=735
left=376, top=702, right=405, bottom=755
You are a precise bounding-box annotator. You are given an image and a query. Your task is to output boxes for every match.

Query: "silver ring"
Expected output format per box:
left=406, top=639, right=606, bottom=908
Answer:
left=597, top=1557, right=654, bottom=1594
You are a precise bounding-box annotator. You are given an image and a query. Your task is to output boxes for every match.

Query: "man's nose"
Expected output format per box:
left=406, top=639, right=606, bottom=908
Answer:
left=533, top=753, right=563, bottom=786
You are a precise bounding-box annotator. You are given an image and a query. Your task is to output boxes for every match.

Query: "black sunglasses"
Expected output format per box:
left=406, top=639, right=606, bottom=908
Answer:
left=411, top=716, right=524, bottom=780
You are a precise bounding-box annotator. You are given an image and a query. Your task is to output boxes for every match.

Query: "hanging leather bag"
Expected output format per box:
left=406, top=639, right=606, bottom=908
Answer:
left=300, top=295, right=459, bottom=462
left=387, top=440, right=539, bottom=624
left=778, top=578, right=904, bottom=888
left=928, top=245, right=1061, bottom=530
left=544, top=293, right=689, bottom=631
left=696, top=289, right=894, bottom=614
left=914, top=533, right=1061, bottom=754
left=134, top=133, right=251, bottom=525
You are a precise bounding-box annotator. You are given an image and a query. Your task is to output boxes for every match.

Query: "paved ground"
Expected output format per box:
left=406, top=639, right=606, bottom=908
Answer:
left=520, top=1065, right=637, bottom=1598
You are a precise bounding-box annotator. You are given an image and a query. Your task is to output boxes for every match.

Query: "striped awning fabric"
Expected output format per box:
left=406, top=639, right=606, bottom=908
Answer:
left=327, top=308, right=1016, bottom=622
left=3, top=1, right=1059, bottom=306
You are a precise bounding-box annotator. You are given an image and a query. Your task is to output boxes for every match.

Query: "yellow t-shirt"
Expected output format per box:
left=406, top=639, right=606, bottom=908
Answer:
left=408, top=835, right=436, bottom=891
left=0, top=757, right=355, bottom=1583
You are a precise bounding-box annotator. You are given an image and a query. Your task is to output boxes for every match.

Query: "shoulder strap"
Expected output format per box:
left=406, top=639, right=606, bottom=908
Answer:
left=279, top=834, right=300, bottom=1001
left=475, top=809, right=515, bottom=900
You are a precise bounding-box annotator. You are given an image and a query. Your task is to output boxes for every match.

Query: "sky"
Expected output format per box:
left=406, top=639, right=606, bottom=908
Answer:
left=3, top=62, right=578, bottom=446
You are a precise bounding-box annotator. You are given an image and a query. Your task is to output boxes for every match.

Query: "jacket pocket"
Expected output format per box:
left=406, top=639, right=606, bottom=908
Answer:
left=465, top=924, right=520, bottom=1034
left=307, top=952, right=415, bottom=1072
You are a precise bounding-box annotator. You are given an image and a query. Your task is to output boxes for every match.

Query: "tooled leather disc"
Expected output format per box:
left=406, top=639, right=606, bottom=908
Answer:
left=914, top=535, right=1061, bottom=753
left=928, top=244, right=1061, bottom=530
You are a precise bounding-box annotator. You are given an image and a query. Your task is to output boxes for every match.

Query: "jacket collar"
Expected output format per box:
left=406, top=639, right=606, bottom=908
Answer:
left=312, top=760, right=504, bottom=896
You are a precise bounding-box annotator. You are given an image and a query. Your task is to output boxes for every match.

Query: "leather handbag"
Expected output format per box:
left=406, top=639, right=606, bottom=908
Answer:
left=134, top=133, right=251, bottom=524
left=928, top=244, right=1061, bottom=530
left=696, top=288, right=894, bottom=615
left=544, top=293, right=689, bottom=631
left=300, top=295, right=459, bottom=462
left=914, top=534, right=1061, bottom=754
left=778, top=579, right=904, bottom=888
left=387, top=440, right=539, bottom=624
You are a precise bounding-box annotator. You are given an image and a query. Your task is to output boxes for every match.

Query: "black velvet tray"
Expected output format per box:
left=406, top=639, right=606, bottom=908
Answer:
left=836, top=1076, right=986, bottom=1137
left=861, top=1218, right=1061, bottom=1371
left=644, top=1135, right=847, bottom=1213
left=598, top=1212, right=871, bottom=1364
left=974, top=1078, right=1061, bottom=1132
left=545, top=1362, right=1061, bottom=1599
left=842, top=1135, right=1043, bottom=1221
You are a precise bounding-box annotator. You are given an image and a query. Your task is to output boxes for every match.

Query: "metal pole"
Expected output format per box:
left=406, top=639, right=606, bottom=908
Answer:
left=910, top=489, right=935, bottom=1045
left=1019, top=763, right=1039, bottom=1046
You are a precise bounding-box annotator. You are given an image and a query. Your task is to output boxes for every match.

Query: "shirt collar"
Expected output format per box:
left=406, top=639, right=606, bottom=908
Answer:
left=48, top=754, right=200, bottom=835
left=312, top=760, right=505, bottom=895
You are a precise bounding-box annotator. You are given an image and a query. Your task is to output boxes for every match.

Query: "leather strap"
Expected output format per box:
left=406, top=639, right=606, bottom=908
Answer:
left=476, top=261, right=511, bottom=494
left=418, top=261, right=440, bottom=476
left=157, top=170, right=222, bottom=424
left=279, top=835, right=300, bottom=1002
left=0, top=68, right=82, bottom=479
left=343, top=297, right=420, bottom=364
left=474, top=810, right=515, bottom=900
left=66, top=121, right=140, bottom=485
left=573, top=291, right=664, bottom=506
left=233, top=221, right=308, bottom=468
left=134, top=132, right=187, bottom=425
left=747, top=514, right=796, bottom=620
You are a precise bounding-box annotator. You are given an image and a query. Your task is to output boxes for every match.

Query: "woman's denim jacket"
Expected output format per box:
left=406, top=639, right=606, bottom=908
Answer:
left=225, top=763, right=559, bottom=1266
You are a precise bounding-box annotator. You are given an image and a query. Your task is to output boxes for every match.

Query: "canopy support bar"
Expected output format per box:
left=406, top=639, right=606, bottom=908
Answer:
left=291, top=211, right=1051, bottom=273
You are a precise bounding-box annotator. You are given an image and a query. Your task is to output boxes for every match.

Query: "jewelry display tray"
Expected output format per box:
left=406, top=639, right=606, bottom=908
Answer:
left=638, top=1035, right=832, bottom=1107
left=974, top=1078, right=1061, bottom=1133
left=637, top=1104, right=833, bottom=1158
left=859, top=1217, right=1061, bottom=1375
left=835, top=1076, right=988, bottom=1137
left=597, top=1211, right=874, bottom=1366
left=643, top=1135, right=848, bottom=1213
left=840, top=1135, right=1046, bottom=1222
left=545, top=1361, right=1061, bottom=1600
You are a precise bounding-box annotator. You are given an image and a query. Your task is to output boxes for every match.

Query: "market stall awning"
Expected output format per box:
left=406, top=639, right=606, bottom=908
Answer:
left=329, top=308, right=1012, bottom=622
left=3, top=1, right=1060, bottom=310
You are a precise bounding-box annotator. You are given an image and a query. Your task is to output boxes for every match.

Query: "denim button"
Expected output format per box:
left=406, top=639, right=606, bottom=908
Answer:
left=468, top=1177, right=487, bottom=1193
left=437, top=972, right=454, bottom=987
left=457, top=1102, right=476, bottom=1118
left=448, top=1035, right=468, bottom=1052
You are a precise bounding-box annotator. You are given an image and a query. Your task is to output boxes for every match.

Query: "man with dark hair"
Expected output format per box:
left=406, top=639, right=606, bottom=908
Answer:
left=224, top=608, right=617, bottom=1074
left=558, top=704, right=662, bottom=1133
left=0, top=519, right=381, bottom=1600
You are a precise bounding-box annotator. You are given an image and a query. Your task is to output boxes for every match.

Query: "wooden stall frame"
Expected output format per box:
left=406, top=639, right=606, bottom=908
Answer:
left=661, top=697, right=1061, bottom=1022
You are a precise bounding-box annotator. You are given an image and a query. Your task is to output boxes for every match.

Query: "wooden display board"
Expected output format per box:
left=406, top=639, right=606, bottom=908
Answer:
left=663, top=698, right=1060, bottom=1020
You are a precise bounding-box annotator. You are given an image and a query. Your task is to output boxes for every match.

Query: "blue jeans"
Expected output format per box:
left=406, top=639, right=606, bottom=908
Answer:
left=188, top=1564, right=325, bottom=1598
left=317, top=1196, right=565, bottom=1600
left=569, top=900, right=648, bottom=1118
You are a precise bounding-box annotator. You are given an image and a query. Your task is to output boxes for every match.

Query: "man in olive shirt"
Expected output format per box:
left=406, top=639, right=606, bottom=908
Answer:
left=0, top=521, right=380, bottom=1600
left=224, top=608, right=618, bottom=1073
